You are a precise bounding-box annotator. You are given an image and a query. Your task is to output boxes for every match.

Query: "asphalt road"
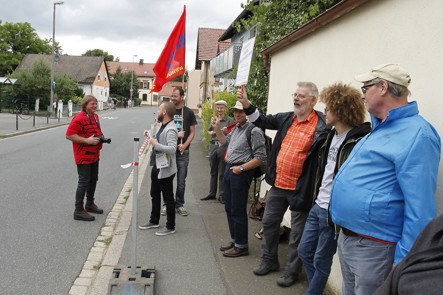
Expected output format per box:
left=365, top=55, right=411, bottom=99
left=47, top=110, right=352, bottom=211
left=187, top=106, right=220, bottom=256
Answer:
left=0, top=106, right=157, bottom=294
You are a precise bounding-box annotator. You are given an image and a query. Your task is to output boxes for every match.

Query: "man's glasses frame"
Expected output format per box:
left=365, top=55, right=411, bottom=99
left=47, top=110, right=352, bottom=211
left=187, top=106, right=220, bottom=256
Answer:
left=292, top=93, right=313, bottom=99
left=361, top=82, right=379, bottom=94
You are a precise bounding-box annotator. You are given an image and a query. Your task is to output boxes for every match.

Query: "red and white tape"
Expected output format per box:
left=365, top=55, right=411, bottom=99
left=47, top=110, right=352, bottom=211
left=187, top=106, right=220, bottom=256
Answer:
left=138, top=137, right=150, bottom=157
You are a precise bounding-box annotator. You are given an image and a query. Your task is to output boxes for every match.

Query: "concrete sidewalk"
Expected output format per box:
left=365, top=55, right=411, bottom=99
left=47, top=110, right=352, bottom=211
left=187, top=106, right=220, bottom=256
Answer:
left=0, top=112, right=71, bottom=138
left=87, top=122, right=308, bottom=294
left=0, top=112, right=308, bottom=294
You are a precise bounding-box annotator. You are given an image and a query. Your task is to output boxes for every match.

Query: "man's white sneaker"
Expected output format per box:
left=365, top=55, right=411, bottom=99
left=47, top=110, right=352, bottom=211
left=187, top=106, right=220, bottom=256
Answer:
left=177, top=207, right=188, bottom=216
left=160, top=206, right=167, bottom=216
left=138, top=222, right=159, bottom=230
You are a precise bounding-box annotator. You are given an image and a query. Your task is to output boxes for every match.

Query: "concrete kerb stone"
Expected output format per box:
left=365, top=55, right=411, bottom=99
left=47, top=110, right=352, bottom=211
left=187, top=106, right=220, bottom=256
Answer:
left=0, top=123, right=70, bottom=139
left=74, top=278, right=93, bottom=287
left=69, top=285, right=88, bottom=295
left=68, top=144, right=151, bottom=295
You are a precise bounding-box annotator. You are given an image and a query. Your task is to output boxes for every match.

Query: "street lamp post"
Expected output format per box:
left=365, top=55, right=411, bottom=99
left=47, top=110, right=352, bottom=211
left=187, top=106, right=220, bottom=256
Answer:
left=50, top=1, right=64, bottom=116
left=130, top=54, right=137, bottom=107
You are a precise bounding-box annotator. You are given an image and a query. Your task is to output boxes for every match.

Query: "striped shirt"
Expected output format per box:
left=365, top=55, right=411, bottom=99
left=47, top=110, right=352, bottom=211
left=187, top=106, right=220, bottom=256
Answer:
left=275, top=111, right=318, bottom=190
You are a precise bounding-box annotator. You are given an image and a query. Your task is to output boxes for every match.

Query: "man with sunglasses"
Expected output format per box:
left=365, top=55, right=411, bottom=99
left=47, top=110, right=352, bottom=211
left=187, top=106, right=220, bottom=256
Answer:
left=330, top=64, right=441, bottom=295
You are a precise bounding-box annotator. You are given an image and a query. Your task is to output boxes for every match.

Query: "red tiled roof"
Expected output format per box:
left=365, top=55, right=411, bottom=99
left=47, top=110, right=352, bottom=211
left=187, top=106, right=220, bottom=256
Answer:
left=218, top=40, right=231, bottom=54
left=158, top=81, right=186, bottom=96
left=107, top=61, right=155, bottom=77
left=196, top=28, right=228, bottom=61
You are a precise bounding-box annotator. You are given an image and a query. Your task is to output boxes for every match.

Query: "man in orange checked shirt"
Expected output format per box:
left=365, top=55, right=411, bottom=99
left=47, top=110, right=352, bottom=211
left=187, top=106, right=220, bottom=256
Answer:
left=237, top=82, right=330, bottom=287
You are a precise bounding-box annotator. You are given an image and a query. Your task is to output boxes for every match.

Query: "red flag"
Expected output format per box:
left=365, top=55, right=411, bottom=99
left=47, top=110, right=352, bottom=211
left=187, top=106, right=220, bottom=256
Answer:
left=151, top=6, right=186, bottom=93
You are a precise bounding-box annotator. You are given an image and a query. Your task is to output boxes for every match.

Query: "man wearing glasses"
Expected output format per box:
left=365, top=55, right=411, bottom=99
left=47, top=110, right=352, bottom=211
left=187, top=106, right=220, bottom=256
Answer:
left=330, top=64, right=441, bottom=295
left=237, top=82, right=329, bottom=287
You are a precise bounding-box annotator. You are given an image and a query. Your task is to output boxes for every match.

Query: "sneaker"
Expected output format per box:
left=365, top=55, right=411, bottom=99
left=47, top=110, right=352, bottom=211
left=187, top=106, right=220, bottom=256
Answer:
left=73, top=210, right=95, bottom=221
left=155, top=227, right=176, bottom=236
left=85, top=203, right=104, bottom=214
left=176, top=207, right=188, bottom=216
left=160, top=206, right=167, bottom=216
left=138, top=222, right=159, bottom=230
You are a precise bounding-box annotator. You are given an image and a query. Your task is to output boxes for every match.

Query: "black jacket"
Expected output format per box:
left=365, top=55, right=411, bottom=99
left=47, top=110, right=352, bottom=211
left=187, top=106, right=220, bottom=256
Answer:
left=313, top=122, right=372, bottom=199
left=313, top=122, right=371, bottom=227
left=374, top=214, right=443, bottom=295
left=244, top=105, right=330, bottom=212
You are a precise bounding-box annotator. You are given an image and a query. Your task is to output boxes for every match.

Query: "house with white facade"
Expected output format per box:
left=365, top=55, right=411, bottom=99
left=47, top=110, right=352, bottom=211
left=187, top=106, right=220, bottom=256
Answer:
left=107, top=59, right=156, bottom=105
left=15, top=54, right=110, bottom=103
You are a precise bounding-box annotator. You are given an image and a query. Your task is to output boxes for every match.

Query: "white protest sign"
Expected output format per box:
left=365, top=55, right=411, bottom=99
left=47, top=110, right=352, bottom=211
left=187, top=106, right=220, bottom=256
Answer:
left=235, top=37, right=256, bottom=86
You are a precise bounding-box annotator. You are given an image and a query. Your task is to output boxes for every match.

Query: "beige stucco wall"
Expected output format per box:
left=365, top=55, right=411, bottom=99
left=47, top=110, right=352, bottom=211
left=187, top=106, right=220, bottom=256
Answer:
left=92, top=62, right=110, bottom=102
left=266, top=0, right=443, bottom=293
left=138, top=77, right=155, bottom=105
left=187, top=69, right=201, bottom=114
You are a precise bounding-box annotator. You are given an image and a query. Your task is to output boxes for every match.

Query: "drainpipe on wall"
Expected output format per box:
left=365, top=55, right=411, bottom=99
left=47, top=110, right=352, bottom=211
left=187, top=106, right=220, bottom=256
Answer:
left=203, top=62, right=209, bottom=101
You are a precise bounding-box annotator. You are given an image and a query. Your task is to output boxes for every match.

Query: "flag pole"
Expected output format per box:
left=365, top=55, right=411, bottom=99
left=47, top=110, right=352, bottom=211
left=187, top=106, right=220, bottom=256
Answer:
left=211, top=89, right=216, bottom=118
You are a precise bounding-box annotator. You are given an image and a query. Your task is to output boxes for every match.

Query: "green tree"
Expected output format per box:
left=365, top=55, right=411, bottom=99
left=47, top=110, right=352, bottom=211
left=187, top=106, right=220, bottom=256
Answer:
left=109, top=66, right=138, bottom=99
left=236, top=0, right=340, bottom=113
left=54, top=74, right=81, bottom=103
left=82, top=49, right=115, bottom=62
left=0, top=21, right=54, bottom=76
left=171, top=70, right=188, bottom=83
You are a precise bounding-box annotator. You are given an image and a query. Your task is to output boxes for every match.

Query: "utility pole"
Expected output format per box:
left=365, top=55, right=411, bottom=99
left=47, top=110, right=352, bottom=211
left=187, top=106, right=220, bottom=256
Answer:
left=50, top=1, right=64, bottom=115
left=130, top=54, right=138, bottom=106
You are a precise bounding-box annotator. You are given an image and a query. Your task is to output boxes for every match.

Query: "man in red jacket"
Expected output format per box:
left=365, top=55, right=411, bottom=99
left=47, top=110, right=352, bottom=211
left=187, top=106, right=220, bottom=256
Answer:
left=66, top=95, right=105, bottom=221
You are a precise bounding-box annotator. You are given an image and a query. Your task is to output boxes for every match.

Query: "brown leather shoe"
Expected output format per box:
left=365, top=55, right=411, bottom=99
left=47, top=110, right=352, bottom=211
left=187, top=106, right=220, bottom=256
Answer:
left=223, top=247, right=249, bottom=257
left=219, top=242, right=234, bottom=252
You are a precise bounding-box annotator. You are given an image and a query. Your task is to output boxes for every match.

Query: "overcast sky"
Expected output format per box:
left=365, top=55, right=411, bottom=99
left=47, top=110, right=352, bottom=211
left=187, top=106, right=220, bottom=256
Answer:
left=1, top=0, right=245, bottom=70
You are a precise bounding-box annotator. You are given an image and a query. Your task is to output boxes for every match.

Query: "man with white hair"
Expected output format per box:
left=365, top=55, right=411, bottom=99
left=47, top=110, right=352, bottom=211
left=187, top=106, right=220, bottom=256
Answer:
left=237, top=82, right=329, bottom=287
left=201, top=100, right=234, bottom=204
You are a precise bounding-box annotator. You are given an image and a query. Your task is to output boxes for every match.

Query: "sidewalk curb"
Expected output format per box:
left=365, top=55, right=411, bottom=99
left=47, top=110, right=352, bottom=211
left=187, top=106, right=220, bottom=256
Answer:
left=0, top=122, right=70, bottom=138
left=68, top=143, right=152, bottom=295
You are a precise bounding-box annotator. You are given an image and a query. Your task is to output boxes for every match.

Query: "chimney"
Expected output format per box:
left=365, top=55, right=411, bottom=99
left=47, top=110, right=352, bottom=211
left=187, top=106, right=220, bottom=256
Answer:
left=139, top=59, right=144, bottom=65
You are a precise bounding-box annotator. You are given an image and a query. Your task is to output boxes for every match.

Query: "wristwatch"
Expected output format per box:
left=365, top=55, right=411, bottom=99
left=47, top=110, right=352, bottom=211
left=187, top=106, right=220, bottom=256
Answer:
left=239, top=165, right=244, bottom=172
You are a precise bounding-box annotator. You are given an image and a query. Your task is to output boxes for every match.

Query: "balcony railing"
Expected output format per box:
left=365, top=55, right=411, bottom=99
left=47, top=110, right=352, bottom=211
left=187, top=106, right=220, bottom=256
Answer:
left=210, top=44, right=242, bottom=77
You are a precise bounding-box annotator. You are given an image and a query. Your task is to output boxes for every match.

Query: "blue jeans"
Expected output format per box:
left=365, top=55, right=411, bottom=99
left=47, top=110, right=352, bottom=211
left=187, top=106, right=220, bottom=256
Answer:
left=223, top=165, right=252, bottom=248
left=298, top=204, right=337, bottom=295
left=338, top=230, right=395, bottom=295
left=175, top=150, right=189, bottom=208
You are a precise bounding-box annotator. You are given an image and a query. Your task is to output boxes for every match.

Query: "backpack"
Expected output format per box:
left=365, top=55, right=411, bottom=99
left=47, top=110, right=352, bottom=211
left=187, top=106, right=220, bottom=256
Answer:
left=246, top=124, right=272, bottom=179
left=374, top=214, right=443, bottom=295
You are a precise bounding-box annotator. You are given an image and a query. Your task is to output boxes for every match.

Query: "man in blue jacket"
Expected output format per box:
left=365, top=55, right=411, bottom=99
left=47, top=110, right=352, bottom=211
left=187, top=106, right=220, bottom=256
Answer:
left=330, top=63, right=441, bottom=295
